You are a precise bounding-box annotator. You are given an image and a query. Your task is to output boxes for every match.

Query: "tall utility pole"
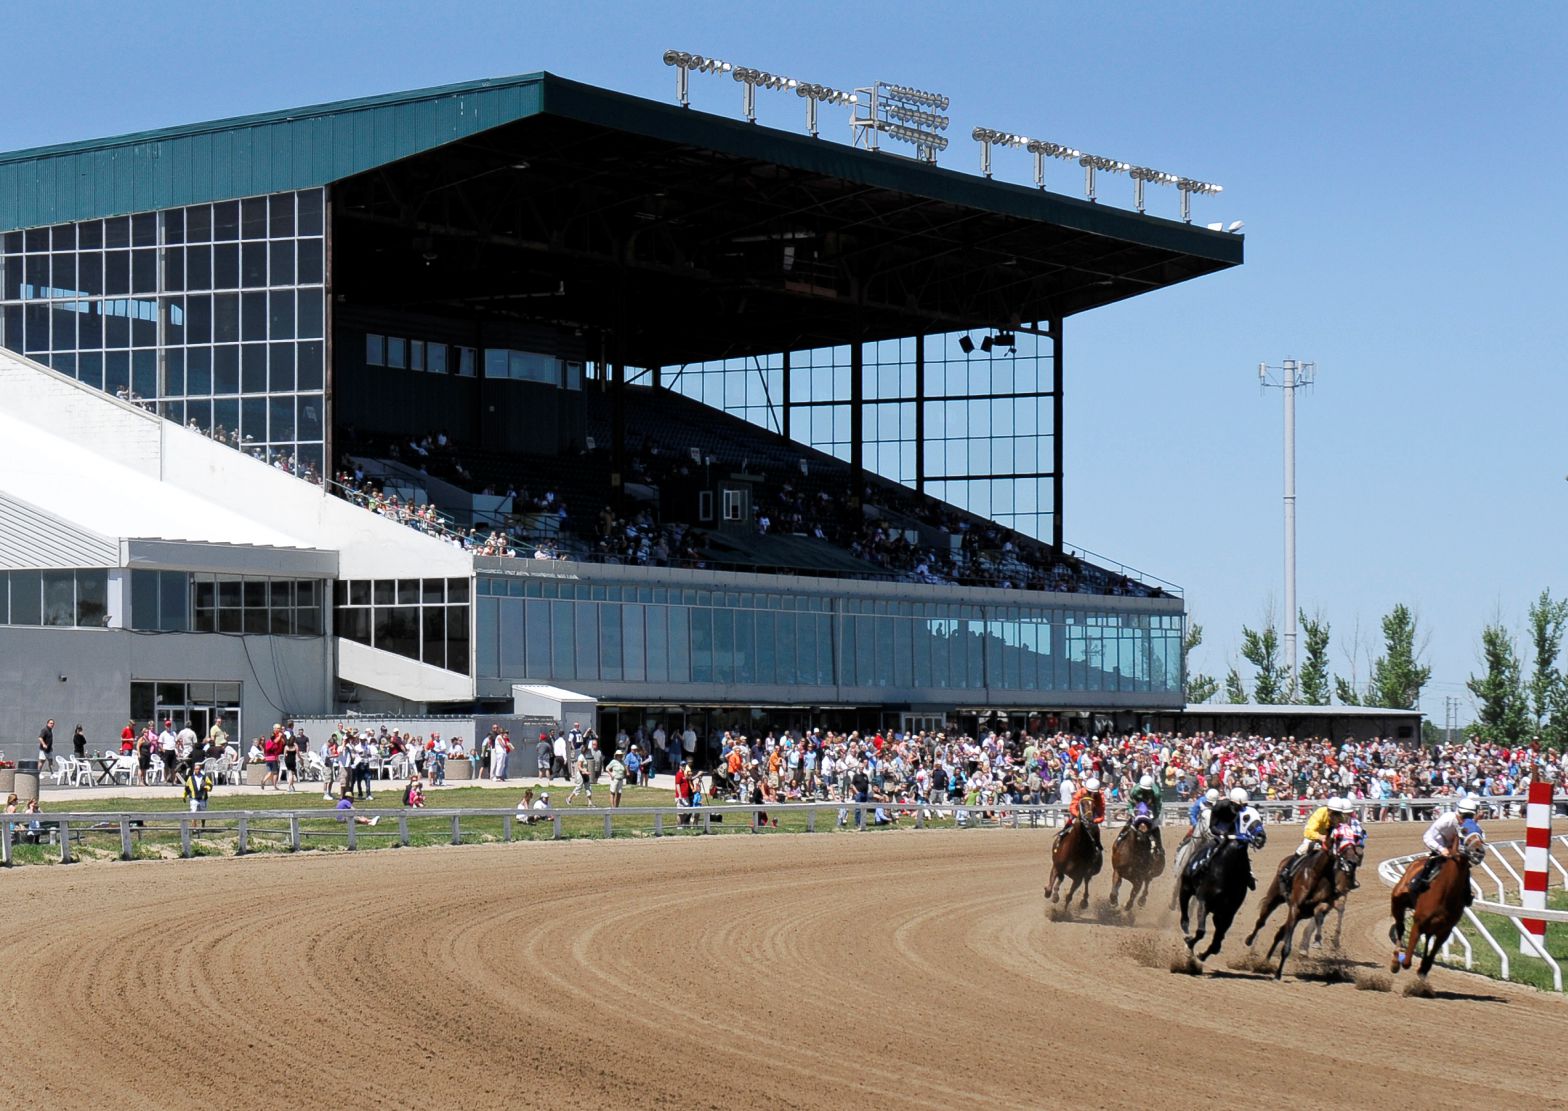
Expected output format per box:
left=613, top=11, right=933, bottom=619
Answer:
left=1258, top=360, right=1315, bottom=692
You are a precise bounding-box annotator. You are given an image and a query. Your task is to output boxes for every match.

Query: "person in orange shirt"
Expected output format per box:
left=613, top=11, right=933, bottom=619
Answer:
left=1067, top=776, right=1107, bottom=852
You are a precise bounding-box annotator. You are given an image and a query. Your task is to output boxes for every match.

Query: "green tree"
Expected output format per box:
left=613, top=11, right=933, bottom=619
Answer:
left=1526, top=589, right=1568, bottom=743
left=1183, top=621, right=1219, bottom=705
left=1240, top=621, right=1287, bottom=703
left=1297, top=610, right=1332, bottom=705
left=1224, top=667, right=1248, bottom=704
left=1467, top=623, right=1530, bottom=744
left=1366, top=604, right=1431, bottom=710
left=1334, top=677, right=1362, bottom=705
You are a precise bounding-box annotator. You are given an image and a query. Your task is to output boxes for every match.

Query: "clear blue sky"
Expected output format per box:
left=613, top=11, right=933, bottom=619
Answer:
left=8, top=1, right=1566, bottom=723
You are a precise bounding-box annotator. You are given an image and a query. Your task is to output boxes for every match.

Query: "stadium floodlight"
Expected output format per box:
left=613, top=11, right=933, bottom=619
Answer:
left=1176, top=177, right=1223, bottom=223
left=732, top=66, right=800, bottom=123
left=664, top=50, right=734, bottom=107
left=796, top=82, right=858, bottom=138
left=1128, top=166, right=1180, bottom=213
left=1024, top=139, right=1082, bottom=189
left=883, top=84, right=950, bottom=111
left=972, top=127, right=1031, bottom=178
left=852, top=80, right=951, bottom=163
left=1078, top=153, right=1131, bottom=203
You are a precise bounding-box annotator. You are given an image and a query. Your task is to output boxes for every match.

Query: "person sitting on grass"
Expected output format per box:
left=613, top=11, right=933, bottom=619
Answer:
left=335, top=789, right=380, bottom=826
left=402, top=773, right=425, bottom=809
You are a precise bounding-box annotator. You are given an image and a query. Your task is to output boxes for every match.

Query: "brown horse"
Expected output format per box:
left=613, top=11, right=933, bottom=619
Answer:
left=1108, top=812, right=1165, bottom=916
left=1389, top=833, right=1485, bottom=979
left=1244, top=839, right=1360, bottom=979
left=1045, top=799, right=1103, bottom=910
left=1302, top=844, right=1362, bottom=951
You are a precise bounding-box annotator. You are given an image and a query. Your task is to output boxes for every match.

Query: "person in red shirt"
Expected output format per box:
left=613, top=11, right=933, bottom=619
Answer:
left=120, top=720, right=136, bottom=753
left=261, top=727, right=284, bottom=790
left=675, top=761, right=694, bottom=826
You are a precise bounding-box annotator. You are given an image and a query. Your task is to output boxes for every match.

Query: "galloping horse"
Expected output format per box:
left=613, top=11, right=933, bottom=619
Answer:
left=1302, top=842, right=1362, bottom=951
left=1389, top=833, right=1485, bottom=979
left=1108, top=804, right=1165, bottom=916
left=1244, top=838, right=1361, bottom=979
left=1179, top=821, right=1265, bottom=962
left=1045, top=797, right=1102, bottom=910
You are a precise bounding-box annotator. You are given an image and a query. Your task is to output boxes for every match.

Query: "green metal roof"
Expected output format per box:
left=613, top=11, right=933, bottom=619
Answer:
left=0, top=73, right=548, bottom=230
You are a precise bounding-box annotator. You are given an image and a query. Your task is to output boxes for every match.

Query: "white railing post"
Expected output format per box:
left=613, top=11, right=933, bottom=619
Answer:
left=58, top=820, right=72, bottom=864
left=236, top=815, right=249, bottom=855
left=451, top=814, right=462, bottom=845
left=289, top=814, right=301, bottom=852
left=654, top=812, right=664, bottom=837
left=119, top=816, right=133, bottom=861
left=552, top=812, right=562, bottom=840
left=346, top=817, right=357, bottom=850
left=399, top=814, right=410, bottom=847
left=604, top=812, right=614, bottom=839
left=0, top=816, right=10, bottom=866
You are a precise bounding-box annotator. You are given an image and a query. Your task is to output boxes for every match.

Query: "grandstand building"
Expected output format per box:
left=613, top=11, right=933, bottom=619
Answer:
left=0, top=72, right=1241, bottom=756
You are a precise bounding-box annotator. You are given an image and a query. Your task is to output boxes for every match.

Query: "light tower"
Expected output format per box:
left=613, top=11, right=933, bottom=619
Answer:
left=1258, top=359, right=1315, bottom=694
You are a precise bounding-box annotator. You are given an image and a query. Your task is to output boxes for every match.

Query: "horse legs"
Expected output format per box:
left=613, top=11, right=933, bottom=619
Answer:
left=1045, top=863, right=1060, bottom=902
left=1331, top=902, right=1346, bottom=949
left=1187, top=898, right=1210, bottom=955
left=1271, top=908, right=1302, bottom=979
left=1108, top=870, right=1122, bottom=908
left=1393, top=914, right=1423, bottom=976
left=1200, top=903, right=1235, bottom=962
left=1418, top=922, right=1453, bottom=978
left=1244, top=888, right=1284, bottom=947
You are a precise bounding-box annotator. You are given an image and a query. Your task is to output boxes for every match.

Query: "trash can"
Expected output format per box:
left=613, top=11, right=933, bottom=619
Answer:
left=13, top=759, right=40, bottom=804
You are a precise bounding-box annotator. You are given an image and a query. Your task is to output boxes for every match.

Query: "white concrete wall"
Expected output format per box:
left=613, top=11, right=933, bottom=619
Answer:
left=337, top=637, right=473, bottom=704
left=0, top=625, right=333, bottom=763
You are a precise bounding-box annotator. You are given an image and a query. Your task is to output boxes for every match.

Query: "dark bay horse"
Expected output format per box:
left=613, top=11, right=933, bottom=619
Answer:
left=1045, top=798, right=1102, bottom=910
left=1389, top=833, right=1485, bottom=979
left=1109, top=808, right=1165, bottom=916
left=1179, top=825, right=1265, bottom=962
left=1244, top=839, right=1361, bottom=979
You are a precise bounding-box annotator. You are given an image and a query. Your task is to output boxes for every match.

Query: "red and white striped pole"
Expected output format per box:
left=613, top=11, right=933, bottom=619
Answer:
left=1521, top=779, right=1554, bottom=955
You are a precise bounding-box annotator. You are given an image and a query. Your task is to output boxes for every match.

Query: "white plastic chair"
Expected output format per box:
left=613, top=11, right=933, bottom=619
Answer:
left=69, top=757, right=93, bottom=787
left=304, top=751, right=327, bottom=782
left=110, top=755, right=136, bottom=785
left=145, top=760, right=164, bottom=786
left=50, top=755, right=72, bottom=785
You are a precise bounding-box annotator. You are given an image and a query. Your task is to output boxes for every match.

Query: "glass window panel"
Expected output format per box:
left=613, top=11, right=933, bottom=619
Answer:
left=551, top=600, right=575, bottom=678
left=387, top=337, right=407, bottom=369
left=427, top=343, right=447, bottom=374
left=297, top=190, right=324, bottom=236
left=381, top=606, right=420, bottom=660
left=269, top=394, right=295, bottom=442
left=241, top=197, right=268, bottom=239
left=213, top=242, right=239, bottom=289
left=519, top=598, right=548, bottom=677
left=297, top=238, right=323, bottom=284
left=575, top=603, right=599, bottom=679
left=445, top=604, right=469, bottom=676
left=131, top=212, right=156, bottom=247
left=296, top=291, right=323, bottom=338
left=622, top=603, right=645, bottom=681
left=422, top=605, right=446, bottom=669
left=667, top=604, right=691, bottom=682
left=269, top=193, right=295, bottom=238
left=132, top=249, right=157, bottom=294
left=131, top=570, right=159, bottom=631
left=599, top=603, right=623, bottom=681
left=268, top=343, right=294, bottom=392
left=776, top=611, right=797, bottom=685
left=42, top=571, right=74, bottom=626
left=10, top=571, right=42, bottom=625
left=187, top=244, right=212, bottom=291
left=241, top=241, right=267, bottom=288
left=104, top=250, right=130, bottom=296
left=297, top=341, right=324, bottom=389
left=186, top=204, right=212, bottom=242
left=103, top=217, right=130, bottom=249
left=338, top=607, right=371, bottom=646
left=475, top=598, right=499, bottom=678
left=160, top=571, right=188, bottom=631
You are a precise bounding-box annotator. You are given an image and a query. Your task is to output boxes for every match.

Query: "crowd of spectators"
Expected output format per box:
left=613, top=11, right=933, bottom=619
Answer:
left=673, top=726, right=1566, bottom=824
left=330, top=471, right=520, bottom=557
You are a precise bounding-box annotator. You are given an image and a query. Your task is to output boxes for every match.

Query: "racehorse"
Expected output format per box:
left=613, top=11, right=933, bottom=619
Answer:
left=1243, top=838, right=1361, bottom=979
left=1179, top=822, right=1265, bottom=962
left=1301, top=842, right=1362, bottom=951
left=1389, top=832, right=1485, bottom=979
left=1044, top=797, right=1102, bottom=910
left=1108, top=804, right=1165, bottom=916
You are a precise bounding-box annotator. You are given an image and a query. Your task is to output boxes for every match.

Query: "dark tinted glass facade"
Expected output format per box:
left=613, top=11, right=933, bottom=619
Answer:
left=669, top=331, right=1055, bottom=540
left=474, top=571, right=1180, bottom=700
left=0, top=190, right=327, bottom=480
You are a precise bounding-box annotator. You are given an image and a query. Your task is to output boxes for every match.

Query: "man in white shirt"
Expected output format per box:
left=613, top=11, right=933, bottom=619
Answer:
left=158, top=720, right=179, bottom=781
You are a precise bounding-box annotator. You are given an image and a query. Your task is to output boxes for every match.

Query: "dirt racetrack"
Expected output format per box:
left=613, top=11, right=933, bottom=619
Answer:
left=0, top=819, right=1562, bottom=1110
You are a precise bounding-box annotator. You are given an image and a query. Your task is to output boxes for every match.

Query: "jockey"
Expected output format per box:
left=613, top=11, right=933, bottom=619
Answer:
left=1121, top=774, right=1165, bottom=851
left=1066, top=776, right=1107, bottom=851
left=1409, top=797, right=1483, bottom=896
left=1184, top=788, right=1220, bottom=843
left=1282, top=796, right=1350, bottom=880
left=1207, top=787, right=1250, bottom=839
